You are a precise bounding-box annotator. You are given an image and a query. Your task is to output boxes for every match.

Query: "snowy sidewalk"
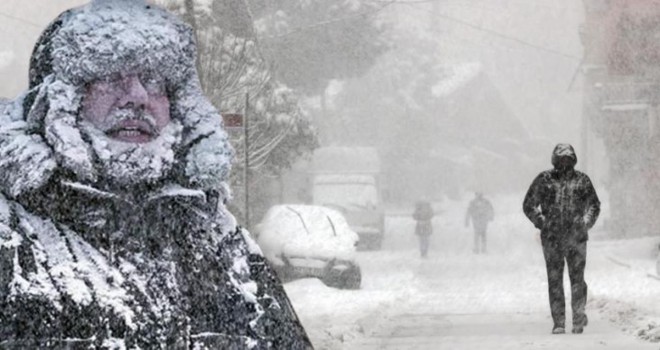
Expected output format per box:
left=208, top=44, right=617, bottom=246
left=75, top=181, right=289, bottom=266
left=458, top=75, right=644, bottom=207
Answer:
left=343, top=246, right=659, bottom=350
left=349, top=312, right=658, bottom=349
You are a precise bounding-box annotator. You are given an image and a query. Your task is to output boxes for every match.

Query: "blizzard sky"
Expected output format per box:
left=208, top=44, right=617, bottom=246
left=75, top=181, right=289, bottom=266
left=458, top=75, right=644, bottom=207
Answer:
left=383, top=0, right=584, bottom=141
left=1, top=1, right=583, bottom=130
left=0, top=0, right=88, bottom=96
left=0, top=0, right=600, bottom=176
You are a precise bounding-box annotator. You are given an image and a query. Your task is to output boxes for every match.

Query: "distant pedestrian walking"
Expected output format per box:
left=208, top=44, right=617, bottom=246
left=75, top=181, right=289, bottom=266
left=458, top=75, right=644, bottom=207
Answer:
left=413, top=200, right=434, bottom=258
left=523, top=144, right=600, bottom=335
left=465, top=192, right=494, bottom=254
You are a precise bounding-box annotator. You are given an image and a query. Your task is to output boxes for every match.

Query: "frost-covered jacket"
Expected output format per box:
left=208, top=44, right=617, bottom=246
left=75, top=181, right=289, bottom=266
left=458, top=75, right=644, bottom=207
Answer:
left=523, top=144, right=600, bottom=244
left=0, top=1, right=312, bottom=348
left=0, top=179, right=311, bottom=349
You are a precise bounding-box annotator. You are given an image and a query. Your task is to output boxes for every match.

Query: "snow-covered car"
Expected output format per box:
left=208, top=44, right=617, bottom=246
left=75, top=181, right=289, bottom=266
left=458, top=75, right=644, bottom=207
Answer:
left=254, top=205, right=361, bottom=289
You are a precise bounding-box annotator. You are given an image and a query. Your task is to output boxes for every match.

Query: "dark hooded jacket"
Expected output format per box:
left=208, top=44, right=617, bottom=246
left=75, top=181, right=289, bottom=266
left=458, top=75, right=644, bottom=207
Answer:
left=465, top=195, right=494, bottom=232
left=523, top=144, right=600, bottom=243
left=413, top=201, right=433, bottom=236
left=0, top=1, right=311, bottom=349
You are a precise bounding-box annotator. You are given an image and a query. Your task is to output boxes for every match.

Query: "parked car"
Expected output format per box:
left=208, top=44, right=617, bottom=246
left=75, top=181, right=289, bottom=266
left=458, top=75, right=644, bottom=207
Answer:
left=254, top=205, right=361, bottom=289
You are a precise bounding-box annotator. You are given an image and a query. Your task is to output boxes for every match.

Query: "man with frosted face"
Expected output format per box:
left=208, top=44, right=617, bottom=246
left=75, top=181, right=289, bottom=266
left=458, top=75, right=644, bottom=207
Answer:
left=523, top=144, right=600, bottom=335
left=0, top=1, right=311, bottom=348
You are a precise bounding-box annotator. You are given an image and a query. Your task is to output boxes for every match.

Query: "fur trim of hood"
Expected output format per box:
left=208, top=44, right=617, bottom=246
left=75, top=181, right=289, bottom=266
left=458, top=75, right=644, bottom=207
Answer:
left=0, top=0, right=234, bottom=199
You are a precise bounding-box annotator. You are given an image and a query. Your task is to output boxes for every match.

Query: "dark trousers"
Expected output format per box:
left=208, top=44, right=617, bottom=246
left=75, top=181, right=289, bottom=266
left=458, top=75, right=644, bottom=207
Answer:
left=541, top=238, right=588, bottom=327
left=418, top=234, right=430, bottom=257
left=473, top=228, right=487, bottom=253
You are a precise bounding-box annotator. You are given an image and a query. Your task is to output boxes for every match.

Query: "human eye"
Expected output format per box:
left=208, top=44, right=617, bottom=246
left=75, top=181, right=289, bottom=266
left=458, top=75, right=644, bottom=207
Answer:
left=101, top=73, right=123, bottom=85
left=89, top=74, right=121, bottom=93
left=141, top=76, right=166, bottom=95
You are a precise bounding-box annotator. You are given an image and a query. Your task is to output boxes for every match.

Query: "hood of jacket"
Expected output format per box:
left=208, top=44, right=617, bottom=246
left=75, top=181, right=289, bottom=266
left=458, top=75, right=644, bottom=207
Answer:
left=551, top=143, right=577, bottom=170
left=0, top=0, right=234, bottom=203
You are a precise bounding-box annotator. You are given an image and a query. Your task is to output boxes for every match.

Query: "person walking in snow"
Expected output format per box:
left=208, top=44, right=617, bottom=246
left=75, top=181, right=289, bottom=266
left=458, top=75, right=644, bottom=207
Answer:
left=0, top=1, right=311, bottom=348
left=465, top=192, right=494, bottom=254
left=413, top=199, right=434, bottom=257
left=523, top=144, right=600, bottom=335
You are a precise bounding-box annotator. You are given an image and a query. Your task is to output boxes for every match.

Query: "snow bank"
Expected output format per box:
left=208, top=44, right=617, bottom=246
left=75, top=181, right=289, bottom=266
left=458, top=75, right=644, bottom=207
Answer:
left=284, top=278, right=398, bottom=349
left=588, top=237, right=660, bottom=342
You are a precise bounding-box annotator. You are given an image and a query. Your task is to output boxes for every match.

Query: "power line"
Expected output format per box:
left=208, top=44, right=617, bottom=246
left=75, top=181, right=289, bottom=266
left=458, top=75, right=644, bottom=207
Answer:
left=260, top=0, right=396, bottom=40
left=372, top=0, right=557, bottom=12
left=395, top=2, right=581, bottom=61
left=437, top=13, right=579, bottom=60
left=0, top=11, right=43, bottom=29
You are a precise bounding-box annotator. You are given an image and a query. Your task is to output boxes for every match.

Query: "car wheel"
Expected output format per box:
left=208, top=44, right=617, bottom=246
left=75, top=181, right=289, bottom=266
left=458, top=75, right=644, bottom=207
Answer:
left=322, top=267, right=344, bottom=289
left=322, top=264, right=361, bottom=289
left=371, top=236, right=383, bottom=250
left=357, top=236, right=381, bottom=251
left=340, top=265, right=361, bottom=290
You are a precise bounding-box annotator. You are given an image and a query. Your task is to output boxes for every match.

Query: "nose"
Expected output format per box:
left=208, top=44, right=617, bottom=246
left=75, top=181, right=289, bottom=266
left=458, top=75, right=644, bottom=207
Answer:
left=117, top=75, right=148, bottom=109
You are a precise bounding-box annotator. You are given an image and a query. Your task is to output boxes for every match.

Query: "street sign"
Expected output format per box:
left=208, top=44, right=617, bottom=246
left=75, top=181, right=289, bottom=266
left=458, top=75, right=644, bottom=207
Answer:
left=222, top=113, right=243, bottom=129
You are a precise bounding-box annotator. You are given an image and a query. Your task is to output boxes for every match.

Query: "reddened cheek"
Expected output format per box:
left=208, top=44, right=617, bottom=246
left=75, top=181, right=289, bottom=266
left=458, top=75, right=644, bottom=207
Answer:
left=147, top=96, right=171, bottom=129
left=82, top=98, right=114, bottom=125
left=81, top=86, right=123, bottom=126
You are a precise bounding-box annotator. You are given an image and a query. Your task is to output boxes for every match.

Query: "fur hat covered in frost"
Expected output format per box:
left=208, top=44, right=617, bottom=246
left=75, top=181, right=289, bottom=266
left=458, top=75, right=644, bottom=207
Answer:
left=0, top=0, right=233, bottom=198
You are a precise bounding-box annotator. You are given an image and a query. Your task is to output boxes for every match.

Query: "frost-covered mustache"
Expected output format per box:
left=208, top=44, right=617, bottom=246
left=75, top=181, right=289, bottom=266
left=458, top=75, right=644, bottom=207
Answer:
left=101, top=108, right=159, bottom=137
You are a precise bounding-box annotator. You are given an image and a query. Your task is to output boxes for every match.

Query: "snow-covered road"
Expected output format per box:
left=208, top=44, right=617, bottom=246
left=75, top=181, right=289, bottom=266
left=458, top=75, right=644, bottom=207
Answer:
left=284, top=195, right=660, bottom=349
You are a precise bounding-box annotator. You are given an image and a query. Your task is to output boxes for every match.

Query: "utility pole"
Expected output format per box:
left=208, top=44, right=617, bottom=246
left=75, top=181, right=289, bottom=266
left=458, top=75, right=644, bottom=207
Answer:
left=244, top=92, right=250, bottom=229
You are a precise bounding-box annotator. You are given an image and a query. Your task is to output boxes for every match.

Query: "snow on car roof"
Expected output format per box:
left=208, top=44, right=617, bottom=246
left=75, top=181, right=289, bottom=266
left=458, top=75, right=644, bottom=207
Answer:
left=256, top=205, right=358, bottom=263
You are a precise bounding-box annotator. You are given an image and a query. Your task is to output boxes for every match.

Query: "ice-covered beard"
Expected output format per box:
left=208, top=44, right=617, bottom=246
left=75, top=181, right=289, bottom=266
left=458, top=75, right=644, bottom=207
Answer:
left=79, top=109, right=183, bottom=188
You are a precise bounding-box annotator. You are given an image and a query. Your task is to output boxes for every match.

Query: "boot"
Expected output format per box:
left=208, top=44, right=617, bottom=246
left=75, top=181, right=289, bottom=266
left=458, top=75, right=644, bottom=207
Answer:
left=552, top=324, right=565, bottom=334
left=572, top=314, right=588, bottom=334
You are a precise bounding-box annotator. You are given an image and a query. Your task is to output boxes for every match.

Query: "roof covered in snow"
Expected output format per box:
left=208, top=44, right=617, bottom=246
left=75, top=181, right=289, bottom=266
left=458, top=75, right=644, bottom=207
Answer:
left=431, top=62, right=483, bottom=97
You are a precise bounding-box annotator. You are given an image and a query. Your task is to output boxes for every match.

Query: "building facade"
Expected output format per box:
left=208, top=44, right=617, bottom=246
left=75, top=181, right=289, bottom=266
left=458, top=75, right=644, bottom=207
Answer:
left=582, top=0, right=660, bottom=236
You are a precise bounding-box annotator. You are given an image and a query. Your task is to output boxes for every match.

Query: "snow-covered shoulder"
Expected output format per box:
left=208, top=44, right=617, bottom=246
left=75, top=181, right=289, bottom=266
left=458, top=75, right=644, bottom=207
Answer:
left=0, top=95, right=56, bottom=199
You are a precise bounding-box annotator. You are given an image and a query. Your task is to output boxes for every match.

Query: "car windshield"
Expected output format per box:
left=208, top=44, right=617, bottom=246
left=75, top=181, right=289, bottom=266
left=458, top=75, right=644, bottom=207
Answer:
left=285, top=205, right=337, bottom=237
